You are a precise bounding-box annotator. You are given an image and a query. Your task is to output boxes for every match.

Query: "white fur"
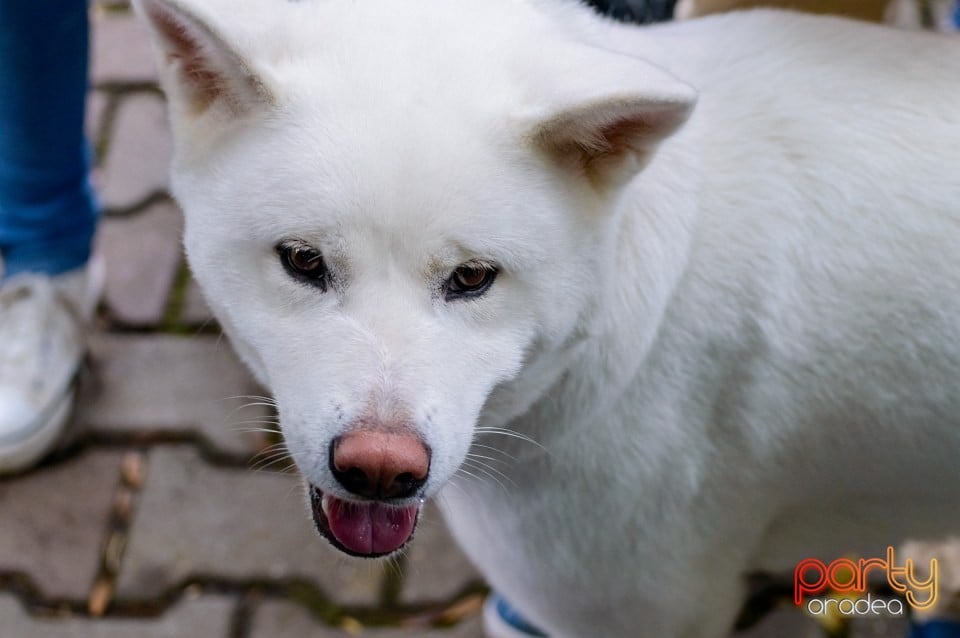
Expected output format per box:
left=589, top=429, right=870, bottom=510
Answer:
left=133, top=0, right=960, bottom=635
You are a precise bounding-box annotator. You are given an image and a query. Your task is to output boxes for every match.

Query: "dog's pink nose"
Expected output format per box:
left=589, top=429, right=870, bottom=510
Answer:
left=330, top=431, right=430, bottom=500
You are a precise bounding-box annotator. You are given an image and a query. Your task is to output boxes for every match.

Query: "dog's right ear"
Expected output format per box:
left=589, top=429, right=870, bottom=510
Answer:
left=521, top=45, right=696, bottom=192
left=133, top=0, right=274, bottom=120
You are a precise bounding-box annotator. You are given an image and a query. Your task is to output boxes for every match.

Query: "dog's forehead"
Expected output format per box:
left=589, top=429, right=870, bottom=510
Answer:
left=205, top=103, right=545, bottom=262
left=255, top=0, right=581, bottom=109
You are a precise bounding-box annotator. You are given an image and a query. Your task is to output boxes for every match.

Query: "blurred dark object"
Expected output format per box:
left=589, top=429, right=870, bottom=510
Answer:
left=585, top=0, right=678, bottom=22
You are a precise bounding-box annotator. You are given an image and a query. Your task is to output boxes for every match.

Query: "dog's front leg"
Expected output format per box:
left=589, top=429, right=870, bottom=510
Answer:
left=440, top=475, right=753, bottom=638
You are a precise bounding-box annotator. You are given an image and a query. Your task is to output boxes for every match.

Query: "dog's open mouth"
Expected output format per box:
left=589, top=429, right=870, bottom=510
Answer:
left=309, top=485, right=420, bottom=558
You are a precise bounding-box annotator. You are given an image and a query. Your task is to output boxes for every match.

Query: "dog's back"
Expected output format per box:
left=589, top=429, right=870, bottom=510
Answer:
left=608, top=6, right=960, bottom=567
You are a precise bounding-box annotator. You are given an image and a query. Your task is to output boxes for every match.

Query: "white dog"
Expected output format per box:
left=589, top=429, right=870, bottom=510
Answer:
left=133, top=0, right=960, bottom=635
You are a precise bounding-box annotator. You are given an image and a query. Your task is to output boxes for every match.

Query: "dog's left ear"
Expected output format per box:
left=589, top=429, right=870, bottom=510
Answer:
left=133, top=0, right=274, bottom=120
left=527, top=48, right=697, bottom=189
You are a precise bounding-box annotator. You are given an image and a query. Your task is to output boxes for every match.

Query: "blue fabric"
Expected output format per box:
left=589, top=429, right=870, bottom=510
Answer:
left=493, top=594, right=549, bottom=637
left=0, top=0, right=97, bottom=278
left=909, top=620, right=960, bottom=638
left=586, top=0, right=677, bottom=23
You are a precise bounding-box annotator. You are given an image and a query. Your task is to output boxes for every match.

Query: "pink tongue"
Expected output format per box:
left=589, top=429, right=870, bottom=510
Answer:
left=327, top=496, right=419, bottom=555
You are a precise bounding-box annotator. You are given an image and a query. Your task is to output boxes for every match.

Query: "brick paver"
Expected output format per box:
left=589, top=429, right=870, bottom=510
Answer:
left=400, top=506, right=482, bottom=604
left=91, top=9, right=158, bottom=84
left=96, top=201, right=183, bottom=326
left=734, top=608, right=824, bottom=638
left=0, top=595, right=232, bottom=637
left=181, top=278, right=214, bottom=326
left=75, top=335, right=271, bottom=456
left=734, top=608, right=910, bottom=638
left=98, top=92, right=171, bottom=211
left=850, top=617, right=911, bottom=638
left=251, top=600, right=485, bottom=638
left=116, top=447, right=384, bottom=605
left=0, top=452, right=123, bottom=600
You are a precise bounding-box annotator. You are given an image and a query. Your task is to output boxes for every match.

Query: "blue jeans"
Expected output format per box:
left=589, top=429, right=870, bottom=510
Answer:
left=0, top=0, right=97, bottom=278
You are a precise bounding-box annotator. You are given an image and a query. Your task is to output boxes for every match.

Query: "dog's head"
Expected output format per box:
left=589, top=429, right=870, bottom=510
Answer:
left=135, top=0, right=695, bottom=557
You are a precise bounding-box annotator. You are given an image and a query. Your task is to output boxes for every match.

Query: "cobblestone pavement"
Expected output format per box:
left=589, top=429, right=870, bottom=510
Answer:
left=0, top=3, right=921, bottom=637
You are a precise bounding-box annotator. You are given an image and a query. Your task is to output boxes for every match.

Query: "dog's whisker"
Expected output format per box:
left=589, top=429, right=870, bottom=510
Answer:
left=234, top=430, right=284, bottom=438
left=232, top=428, right=282, bottom=436
left=190, top=316, right=217, bottom=337
left=253, top=441, right=288, bottom=453
left=229, top=421, right=282, bottom=431
left=464, top=454, right=516, bottom=484
left=381, top=551, right=406, bottom=577
left=474, top=427, right=546, bottom=451
left=230, top=419, right=280, bottom=434
left=466, top=451, right=513, bottom=469
left=235, top=401, right=279, bottom=409
left=282, top=482, right=304, bottom=503
left=248, top=443, right=294, bottom=473
left=249, top=450, right=292, bottom=467
left=454, top=466, right=487, bottom=484
left=229, top=417, right=281, bottom=425
left=251, top=465, right=298, bottom=477
left=464, top=457, right=515, bottom=488
left=440, top=484, right=468, bottom=506
left=219, top=394, right=277, bottom=403
left=469, top=442, right=519, bottom=462
left=219, top=395, right=280, bottom=419
left=227, top=402, right=281, bottom=414
left=459, top=460, right=511, bottom=494
left=249, top=448, right=291, bottom=464
left=249, top=457, right=297, bottom=474
left=438, top=479, right=469, bottom=501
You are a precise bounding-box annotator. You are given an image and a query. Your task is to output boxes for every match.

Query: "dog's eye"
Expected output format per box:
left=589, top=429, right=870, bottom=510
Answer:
left=445, top=262, right=498, bottom=301
left=277, top=241, right=328, bottom=289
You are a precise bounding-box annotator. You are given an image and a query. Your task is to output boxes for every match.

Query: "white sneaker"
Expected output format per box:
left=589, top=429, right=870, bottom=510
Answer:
left=0, top=257, right=104, bottom=474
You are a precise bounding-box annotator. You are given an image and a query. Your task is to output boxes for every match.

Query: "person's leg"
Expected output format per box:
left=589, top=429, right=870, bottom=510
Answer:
left=0, top=0, right=97, bottom=278
left=0, top=0, right=101, bottom=474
